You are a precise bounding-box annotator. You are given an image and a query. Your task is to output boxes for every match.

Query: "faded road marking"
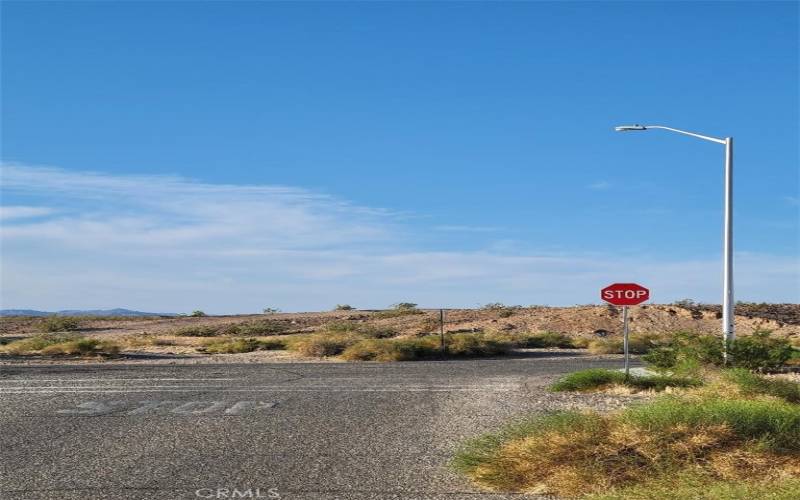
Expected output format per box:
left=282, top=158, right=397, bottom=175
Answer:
left=54, top=400, right=278, bottom=416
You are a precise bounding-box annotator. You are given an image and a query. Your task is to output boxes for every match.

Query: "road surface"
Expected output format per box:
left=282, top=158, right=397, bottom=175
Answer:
left=1, top=354, right=628, bottom=499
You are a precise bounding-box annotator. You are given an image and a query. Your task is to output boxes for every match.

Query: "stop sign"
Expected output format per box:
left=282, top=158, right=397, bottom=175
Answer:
left=601, top=283, right=650, bottom=306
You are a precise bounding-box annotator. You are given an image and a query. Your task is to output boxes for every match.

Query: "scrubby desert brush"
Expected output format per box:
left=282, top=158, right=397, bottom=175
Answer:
left=38, top=316, right=80, bottom=333
left=2, top=335, right=120, bottom=356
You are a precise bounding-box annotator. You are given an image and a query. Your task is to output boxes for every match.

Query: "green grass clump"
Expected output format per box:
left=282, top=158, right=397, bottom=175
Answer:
left=621, top=395, right=800, bottom=452
left=38, top=317, right=80, bottom=333
left=588, top=473, right=800, bottom=500
left=550, top=368, right=699, bottom=393
left=453, top=392, right=800, bottom=496
left=723, top=368, right=800, bottom=404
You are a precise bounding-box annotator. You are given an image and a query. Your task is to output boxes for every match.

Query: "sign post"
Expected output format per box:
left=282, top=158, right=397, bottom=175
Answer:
left=601, top=283, right=650, bottom=378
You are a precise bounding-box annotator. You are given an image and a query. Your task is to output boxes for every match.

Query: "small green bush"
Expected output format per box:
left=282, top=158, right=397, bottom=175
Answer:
left=334, top=304, right=354, bottom=310
left=38, top=317, right=80, bottom=333
left=190, top=310, right=206, bottom=317
left=728, top=331, right=794, bottom=371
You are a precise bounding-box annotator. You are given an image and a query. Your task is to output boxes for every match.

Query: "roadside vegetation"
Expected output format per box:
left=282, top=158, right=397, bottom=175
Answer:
left=550, top=368, right=700, bottom=393
left=453, top=329, right=800, bottom=498
left=1, top=334, right=121, bottom=356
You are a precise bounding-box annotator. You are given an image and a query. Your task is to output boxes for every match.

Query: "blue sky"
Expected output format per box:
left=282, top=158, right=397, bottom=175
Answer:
left=1, top=1, right=797, bottom=313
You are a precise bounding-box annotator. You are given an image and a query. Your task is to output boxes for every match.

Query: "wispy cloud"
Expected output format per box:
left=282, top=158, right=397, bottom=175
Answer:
left=1, top=163, right=797, bottom=312
left=434, top=225, right=502, bottom=233
left=0, top=205, right=55, bottom=220
left=587, top=180, right=612, bottom=190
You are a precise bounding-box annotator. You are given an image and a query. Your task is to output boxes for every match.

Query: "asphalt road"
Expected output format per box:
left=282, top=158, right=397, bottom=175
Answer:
left=1, top=354, right=628, bottom=500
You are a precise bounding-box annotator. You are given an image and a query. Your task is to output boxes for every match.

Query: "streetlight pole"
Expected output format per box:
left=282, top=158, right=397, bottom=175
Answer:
left=615, top=124, right=734, bottom=362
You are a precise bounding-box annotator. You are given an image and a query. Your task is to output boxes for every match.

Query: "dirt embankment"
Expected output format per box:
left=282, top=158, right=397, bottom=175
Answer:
left=2, top=304, right=798, bottom=342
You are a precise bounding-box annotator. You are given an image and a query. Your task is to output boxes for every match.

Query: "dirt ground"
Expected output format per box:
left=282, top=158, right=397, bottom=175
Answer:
left=2, top=304, right=798, bottom=352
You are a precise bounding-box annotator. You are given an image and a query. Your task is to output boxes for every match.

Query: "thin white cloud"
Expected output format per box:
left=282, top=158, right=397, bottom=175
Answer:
left=1, top=163, right=797, bottom=313
left=587, top=180, right=612, bottom=190
left=0, top=205, right=55, bottom=220
left=434, top=225, right=502, bottom=233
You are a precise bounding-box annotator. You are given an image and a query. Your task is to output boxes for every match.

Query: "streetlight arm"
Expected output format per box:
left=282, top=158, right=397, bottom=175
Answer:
left=642, top=125, right=727, bottom=144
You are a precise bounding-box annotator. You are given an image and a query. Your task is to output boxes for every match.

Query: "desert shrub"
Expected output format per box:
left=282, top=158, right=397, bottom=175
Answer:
left=341, top=337, right=441, bottom=362
left=172, top=325, right=220, bottom=337
left=334, top=304, right=354, bottom=311
left=38, top=317, right=80, bottom=333
left=728, top=331, right=794, bottom=371
left=550, top=369, right=699, bottom=393
left=40, top=338, right=120, bottom=356
left=290, top=333, right=360, bottom=357
left=643, top=331, right=792, bottom=372
left=723, top=368, right=800, bottom=404
left=190, top=310, right=206, bottom=317
left=446, top=333, right=511, bottom=357
left=2, top=334, right=75, bottom=354
left=202, top=338, right=262, bottom=354
left=374, top=303, right=424, bottom=318
left=262, top=307, right=281, bottom=314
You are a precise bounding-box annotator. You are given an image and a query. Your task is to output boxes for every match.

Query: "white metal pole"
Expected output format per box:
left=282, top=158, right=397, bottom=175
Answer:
left=722, top=137, right=735, bottom=363
left=622, top=306, right=630, bottom=378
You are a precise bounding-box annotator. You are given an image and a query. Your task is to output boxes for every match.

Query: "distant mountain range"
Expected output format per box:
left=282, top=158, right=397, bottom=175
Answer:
left=0, top=308, right=177, bottom=317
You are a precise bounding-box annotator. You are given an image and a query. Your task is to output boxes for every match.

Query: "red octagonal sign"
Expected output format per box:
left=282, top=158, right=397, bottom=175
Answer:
left=601, top=283, right=650, bottom=306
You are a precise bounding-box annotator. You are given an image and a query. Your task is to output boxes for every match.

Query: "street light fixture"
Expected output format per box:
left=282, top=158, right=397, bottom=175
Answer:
left=615, top=124, right=735, bottom=362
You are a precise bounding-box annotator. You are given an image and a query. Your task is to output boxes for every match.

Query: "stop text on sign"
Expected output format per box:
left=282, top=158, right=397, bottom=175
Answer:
left=601, top=283, right=650, bottom=306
